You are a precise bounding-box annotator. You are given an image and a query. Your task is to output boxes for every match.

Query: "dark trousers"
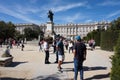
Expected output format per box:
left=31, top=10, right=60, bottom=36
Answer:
left=55, top=51, right=58, bottom=62
left=69, top=47, right=73, bottom=53
left=45, top=50, right=49, bottom=63
left=53, top=46, right=56, bottom=53
left=74, top=58, right=84, bottom=80
left=65, top=45, right=68, bottom=50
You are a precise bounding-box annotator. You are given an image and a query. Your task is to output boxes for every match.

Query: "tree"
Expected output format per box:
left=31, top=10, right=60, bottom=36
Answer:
left=108, top=17, right=120, bottom=30
left=24, top=27, right=43, bottom=40
left=0, top=21, right=16, bottom=40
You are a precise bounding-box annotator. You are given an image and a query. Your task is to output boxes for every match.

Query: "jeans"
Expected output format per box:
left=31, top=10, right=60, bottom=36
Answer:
left=74, top=58, right=84, bottom=80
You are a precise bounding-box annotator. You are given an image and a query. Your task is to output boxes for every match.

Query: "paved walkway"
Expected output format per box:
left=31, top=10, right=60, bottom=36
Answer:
left=0, top=42, right=113, bottom=80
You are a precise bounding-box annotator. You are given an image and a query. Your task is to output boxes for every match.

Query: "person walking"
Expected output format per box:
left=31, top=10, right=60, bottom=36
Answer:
left=56, top=37, right=64, bottom=71
left=54, top=38, right=59, bottom=63
left=73, top=36, right=87, bottom=80
left=43, top=39, right=50, bottom=64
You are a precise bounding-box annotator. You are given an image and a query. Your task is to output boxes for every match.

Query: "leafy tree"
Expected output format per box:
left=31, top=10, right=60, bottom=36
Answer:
left=24, top=28, right=33, bottom=40
left=0, top=21, right=16, bottom=40
left=6, top=22, right=16, bottom=38
left=24, top=27, right=43, bottom=40
left=108, top=17, right=120, bottom=30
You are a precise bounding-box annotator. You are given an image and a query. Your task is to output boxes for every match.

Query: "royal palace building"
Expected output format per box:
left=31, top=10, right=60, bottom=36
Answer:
left=15, top=23, right=39, bottom=34
left=15, top=21, right=110, bottom=39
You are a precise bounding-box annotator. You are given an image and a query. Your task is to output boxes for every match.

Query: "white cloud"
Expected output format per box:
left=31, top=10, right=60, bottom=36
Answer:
left=13, top=4, right=40, bottom=14
left=99, top=1, right=120, bottom=6
left=53, top=2, right=87, bottom=12
left=0, top=5, right=40, bottom=24
left=107, top=10, right=120, bottom=18
left=85, top=19, right=93, bottom=23
left=62, top=13, right=85, bottom=23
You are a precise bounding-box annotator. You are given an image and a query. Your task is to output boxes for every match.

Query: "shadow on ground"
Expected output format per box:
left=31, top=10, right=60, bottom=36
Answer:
left=33, top=74, right=60, bottom=80
left=63, top=66, right=108, bottom=80
left=63, top=66, right=107, bottom=72
left=85, top=73, right=110, bottom=80
left=63, top=61, right=73, bottom=64
left=6, top=61, right=28, bottom=67
left=0, top=77, right=25, bottom=80
left=84, top=66, right=107, bottom=71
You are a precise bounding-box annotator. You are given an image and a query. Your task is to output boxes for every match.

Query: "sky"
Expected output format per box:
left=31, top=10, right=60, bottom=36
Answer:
left=0, top=0, right=120, bottom=25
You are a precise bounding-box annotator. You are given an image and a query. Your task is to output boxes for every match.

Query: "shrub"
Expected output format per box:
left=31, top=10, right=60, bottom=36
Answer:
left=85, top=30, right=101, bottom=46
left=111, top=32, right=120, bottom=80
left=101, top=30, right=119, bottom=51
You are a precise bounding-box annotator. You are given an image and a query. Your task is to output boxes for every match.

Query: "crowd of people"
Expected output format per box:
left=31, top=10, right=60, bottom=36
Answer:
left=38, top=35, right=90, bottom=80
left=0, top=36, right=96, bottom=80
left=0, top=38, right=25, bottom=58
left=1, top=39, right=25, bottom=60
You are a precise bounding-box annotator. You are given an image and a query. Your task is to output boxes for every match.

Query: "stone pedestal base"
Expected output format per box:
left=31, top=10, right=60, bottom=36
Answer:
left=44, top=21, right=54, bottom=37
left=0, top=57, right=13, bottom=67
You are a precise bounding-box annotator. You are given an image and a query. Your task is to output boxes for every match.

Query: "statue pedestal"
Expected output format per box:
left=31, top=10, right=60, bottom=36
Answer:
left=44, top=21, right=55, bottom=44
left=44, top=21, right=54, bottom=37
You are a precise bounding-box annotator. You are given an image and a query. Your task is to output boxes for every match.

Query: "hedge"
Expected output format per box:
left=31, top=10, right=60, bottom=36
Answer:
left=111, top=32, right=120, bottom=80
left=84, top=30, right=101, bottom=46
left=100, top=30, right=119, bottom=51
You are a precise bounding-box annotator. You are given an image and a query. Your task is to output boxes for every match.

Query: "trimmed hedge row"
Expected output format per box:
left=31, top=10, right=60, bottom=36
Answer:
left=100, top=30, right=120, bottom=51
left=84, top=30, right=101, bottom=46
left=93, top=30, right=101, bottom=46
left=111, top=32, right=120, bottom=80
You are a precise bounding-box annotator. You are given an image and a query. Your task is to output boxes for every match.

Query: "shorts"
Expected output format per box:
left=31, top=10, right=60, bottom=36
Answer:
left=58, top=55, right=64, bottom=61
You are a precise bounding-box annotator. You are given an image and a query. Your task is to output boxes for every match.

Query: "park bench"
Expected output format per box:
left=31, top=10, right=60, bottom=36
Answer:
left=0, top=57, right=13, bottom=67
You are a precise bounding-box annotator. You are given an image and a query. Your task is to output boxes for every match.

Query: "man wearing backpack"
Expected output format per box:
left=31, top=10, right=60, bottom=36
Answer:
left=73, top=36, right=87, bottom=80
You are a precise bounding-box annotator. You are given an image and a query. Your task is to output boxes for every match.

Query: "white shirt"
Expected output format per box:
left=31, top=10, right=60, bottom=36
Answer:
left=43, top=41, right=49, bottom=51
left=68, top=43, right=73, bottom=47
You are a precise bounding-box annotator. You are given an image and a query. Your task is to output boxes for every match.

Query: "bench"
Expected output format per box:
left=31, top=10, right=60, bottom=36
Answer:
left=0, top=57, right=13, bottom=67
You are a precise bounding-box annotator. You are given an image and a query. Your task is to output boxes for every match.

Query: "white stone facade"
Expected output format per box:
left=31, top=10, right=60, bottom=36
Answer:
left=15, top=23, right=39, bottom=34
left=15, top=22, right=110, bottom=39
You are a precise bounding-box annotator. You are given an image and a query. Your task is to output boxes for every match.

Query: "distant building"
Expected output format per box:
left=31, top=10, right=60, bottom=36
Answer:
left=15, top=21, right=110, bottom=39
left=15, top=23, right=39, bottom=34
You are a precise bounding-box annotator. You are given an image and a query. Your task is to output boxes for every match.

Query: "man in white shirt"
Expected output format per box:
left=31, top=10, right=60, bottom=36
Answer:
left=43, top=39, right=50, bottom=64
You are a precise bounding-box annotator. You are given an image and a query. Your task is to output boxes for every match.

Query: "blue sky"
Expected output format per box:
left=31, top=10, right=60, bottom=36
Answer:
left=0, top=0, right=120, bottom=24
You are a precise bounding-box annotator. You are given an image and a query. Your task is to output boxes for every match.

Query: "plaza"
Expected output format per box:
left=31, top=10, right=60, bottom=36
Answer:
left=0, top=41, right=113, bottom=80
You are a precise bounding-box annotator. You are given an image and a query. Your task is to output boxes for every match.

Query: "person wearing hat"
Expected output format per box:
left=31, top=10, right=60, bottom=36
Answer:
left=73, top=35, right=87, bottom=80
